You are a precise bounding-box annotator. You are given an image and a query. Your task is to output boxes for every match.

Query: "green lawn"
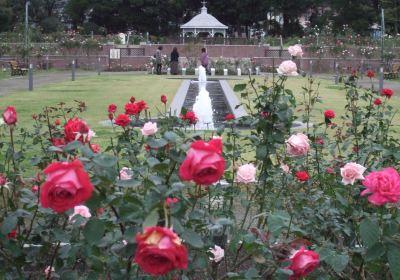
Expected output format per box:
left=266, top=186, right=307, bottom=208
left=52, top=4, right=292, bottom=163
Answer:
left=1, top=74, right=182, bottom=137
left=2, top=73, right=400, bottom=143
left=229, top=75, right=400, bottom=131
left=0, top=71, right=11, bottom=80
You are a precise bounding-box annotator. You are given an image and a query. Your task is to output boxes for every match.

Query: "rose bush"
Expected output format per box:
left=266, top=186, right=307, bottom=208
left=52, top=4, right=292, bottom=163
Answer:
left=0, top=73, right=399, bottom=279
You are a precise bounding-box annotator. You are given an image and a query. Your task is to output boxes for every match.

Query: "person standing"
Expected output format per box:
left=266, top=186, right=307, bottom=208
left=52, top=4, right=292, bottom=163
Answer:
left=155, top=46, right=163, bottom=75
left=170, top=47, right=179, bottom=75
left=200, top=48, right=209, bottom=72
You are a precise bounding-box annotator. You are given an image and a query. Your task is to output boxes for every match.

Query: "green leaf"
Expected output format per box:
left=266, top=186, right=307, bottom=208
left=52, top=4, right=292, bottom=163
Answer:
left=143, top=209, right=159, bottom=228
left=181, top=229, right=204, bottom=248
left=83, top=219, right=105, bottom=245
left=1, top=215, right=17, bottom=235
left=92, top=154, right=117, bottom=168
left=147, top=157, right=160, bottom=168
left=115, top=179, right=142, bottom=188
left=360, top=218, right=380, bottom=247
left=147, top=138, right=168, bottom=148
left=365, top=242, right=385, bottom=261
left=244, top=267, right=259, bottom=279
left=63, top=140, right=83, bottom=152
left=233, top=83, right=247, bottom=92
left=268, top=211, right=290, bottom=238
left=326, top=253, right=349, bottom=273
left=388, top=245, right=400, bottom=280
left=164, top=131, right=177, bottom=143
left=335, top=192, right=348, bottom=207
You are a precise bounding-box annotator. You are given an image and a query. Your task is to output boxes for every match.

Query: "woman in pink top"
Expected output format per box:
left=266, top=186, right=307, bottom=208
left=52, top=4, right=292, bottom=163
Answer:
left=200, top=48, right=209, bottom=71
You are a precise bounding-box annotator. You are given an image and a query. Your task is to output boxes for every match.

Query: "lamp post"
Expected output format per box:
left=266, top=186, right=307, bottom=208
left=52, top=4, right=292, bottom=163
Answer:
left=381, top=7, right=385, bottom=67
left=25, top=1, right=30, bottom=65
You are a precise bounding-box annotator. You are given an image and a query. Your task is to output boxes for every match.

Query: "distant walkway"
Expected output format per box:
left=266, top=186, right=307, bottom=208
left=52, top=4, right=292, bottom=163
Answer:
left=0, top=71, right=97, bottom=96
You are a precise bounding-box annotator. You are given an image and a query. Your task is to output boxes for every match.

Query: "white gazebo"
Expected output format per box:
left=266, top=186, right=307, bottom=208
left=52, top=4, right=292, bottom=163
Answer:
left=180, top=1, right=228, bottom=43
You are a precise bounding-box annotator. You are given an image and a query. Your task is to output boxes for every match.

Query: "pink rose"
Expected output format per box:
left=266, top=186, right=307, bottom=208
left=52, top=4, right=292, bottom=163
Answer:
left=340, top=162, right=366, bottom=185
left=119, top=167, right=133, bottom=180
left=44, top=266, right=55, bottom=278
left=287, top=247, right=320, bottom=279
left=209, top=245, right=224, bottom=263
left=286, top=133, right=310, bottom=156
left=69, top=205, right=91, bottom=223
left=281, top=164, right=290, bottom=174
left=141, top=121, right=158, bottom=136
left=288, top=44, right=303, bottom=57
left=236, top=164, right=257, bottom=183
left=277, top=60, right=298, bottom=76
left=361, top=167, right=400, bottom=205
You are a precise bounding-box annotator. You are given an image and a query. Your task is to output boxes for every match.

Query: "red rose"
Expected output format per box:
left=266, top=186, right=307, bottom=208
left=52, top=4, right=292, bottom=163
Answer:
left=315, top=137, right=324, bottom=145
left=64, top=118, right=90, bottom=143
left=54, top=118, right=61, bottom=126
left=51, top=138, right=65, bottom=148
left=32, top=114, right=38, bottom=120
left=287, top=246, right=320, bottom=279
left=136, top=100, right=148, bottom=112
left=0, top=175, right=6, bottom=186
left=125, top=103, right=140, bottom=115
left=260, top=111, right=269, bottom=118
left=134, top=226, right=188, bottom=275
left=367, top=70, right=375, bottom=78
left=114, top=114, right=130, bottom=127
left=108, top=113, right=114, bottom=120
left=130, top=96, right=136, bottom=103
left=2, top=106, right=17, bottom=125
left=32, top=185, right=39, bottom=193
left=224, top=113, right=235, bottom=121
left=324, top=109, right=335, bottom=119
left=161, top=95, right=167, bottom=104
left=181, top=111, right=197, bottom=125
left=40, top=160, right=94, bottom=213
left=381, top=88, right=394, bottom=98
left=90, top=143, right=100, bottom=153
left=295, top=171, right=309, bottom=182
left=179, top=137, right=225, bottom=185
left=165, top=197, right=178, bottom=206
left=108, top=103, right=117, bottom=113
left=325, top=167, right=335, bottom=174
left=373, top=98, right=382, bottom=105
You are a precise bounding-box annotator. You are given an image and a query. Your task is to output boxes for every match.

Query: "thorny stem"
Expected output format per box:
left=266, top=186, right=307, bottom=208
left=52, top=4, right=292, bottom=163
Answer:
left=46, top=217, right=68, bottom=280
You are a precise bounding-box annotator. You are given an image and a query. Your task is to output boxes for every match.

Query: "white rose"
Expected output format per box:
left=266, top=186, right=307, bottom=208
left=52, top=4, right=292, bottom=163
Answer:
left=277, top=60, right=298, bottom=76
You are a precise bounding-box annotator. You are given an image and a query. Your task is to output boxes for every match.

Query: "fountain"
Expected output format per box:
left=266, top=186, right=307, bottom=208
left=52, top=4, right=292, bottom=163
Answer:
left=192, top=66, right=214, bottom=129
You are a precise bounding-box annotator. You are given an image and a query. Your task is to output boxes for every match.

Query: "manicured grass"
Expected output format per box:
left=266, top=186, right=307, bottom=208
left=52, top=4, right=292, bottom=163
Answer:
left=2, top=73, right=400, bottom=145
left=0, top=71, right=11, bottom=80
left=228, top=75, right=400, bottom=131
left=1, top=73, right=182, bottom=135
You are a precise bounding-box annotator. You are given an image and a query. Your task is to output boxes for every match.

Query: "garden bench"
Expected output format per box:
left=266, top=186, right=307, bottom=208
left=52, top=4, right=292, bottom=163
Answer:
left=384, top=64, right=400, bottom=79
left=9, top=61, right=28, bottom=76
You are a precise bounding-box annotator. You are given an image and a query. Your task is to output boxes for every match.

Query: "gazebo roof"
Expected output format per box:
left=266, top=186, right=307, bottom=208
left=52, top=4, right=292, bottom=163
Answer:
left=181, top=5, right=228, bottom=30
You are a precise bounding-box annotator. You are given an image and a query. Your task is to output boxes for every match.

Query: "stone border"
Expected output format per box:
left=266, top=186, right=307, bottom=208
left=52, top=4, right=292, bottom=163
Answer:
left=219, top=80, right=247, bottom=118
left=169, top=80, right=191, bottom=116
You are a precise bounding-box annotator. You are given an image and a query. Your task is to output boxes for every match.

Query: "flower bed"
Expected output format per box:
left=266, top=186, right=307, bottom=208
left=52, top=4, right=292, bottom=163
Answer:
left=0, top=62, right=399, bottom=279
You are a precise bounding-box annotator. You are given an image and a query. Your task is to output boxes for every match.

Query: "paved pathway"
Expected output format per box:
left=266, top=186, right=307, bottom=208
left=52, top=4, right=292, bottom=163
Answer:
left=0, top=71, right=95, bottom=96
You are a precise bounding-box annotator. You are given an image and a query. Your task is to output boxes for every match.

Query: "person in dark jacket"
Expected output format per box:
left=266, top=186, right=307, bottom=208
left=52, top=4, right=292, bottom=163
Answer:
left=170, top=47, right=179, bottom=75
left=155, top=46, right=163, bottom=75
